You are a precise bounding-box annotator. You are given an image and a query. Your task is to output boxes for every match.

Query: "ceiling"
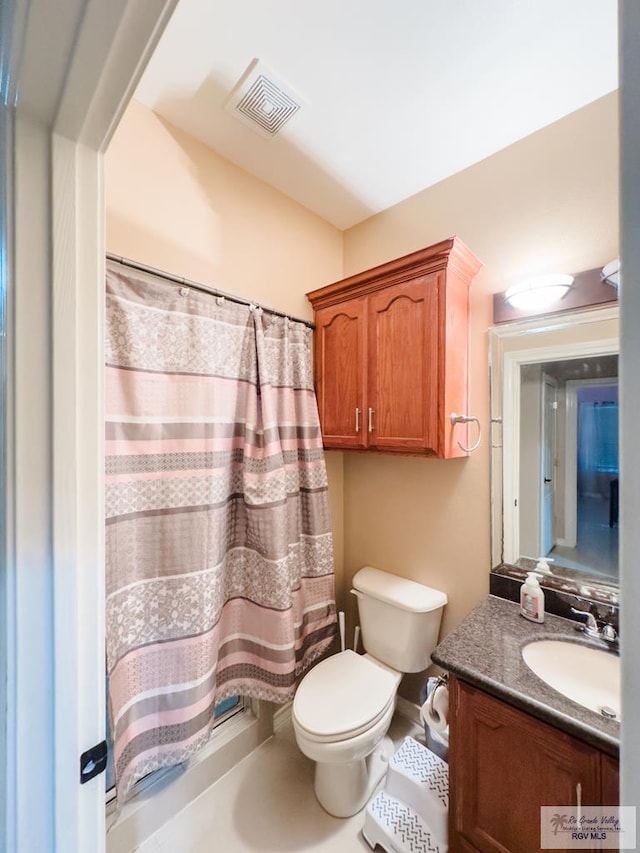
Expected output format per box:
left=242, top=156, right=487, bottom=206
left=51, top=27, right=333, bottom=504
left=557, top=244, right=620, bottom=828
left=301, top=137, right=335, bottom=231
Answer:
left=537, top=355, right=618, bottom=383
left=135, top=0, right=618, bottom=230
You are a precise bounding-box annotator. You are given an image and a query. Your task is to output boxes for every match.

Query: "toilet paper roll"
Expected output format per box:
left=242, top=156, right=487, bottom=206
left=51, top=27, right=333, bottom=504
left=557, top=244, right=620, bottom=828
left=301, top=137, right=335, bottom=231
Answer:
left=420, top=681, right=449, bottom=734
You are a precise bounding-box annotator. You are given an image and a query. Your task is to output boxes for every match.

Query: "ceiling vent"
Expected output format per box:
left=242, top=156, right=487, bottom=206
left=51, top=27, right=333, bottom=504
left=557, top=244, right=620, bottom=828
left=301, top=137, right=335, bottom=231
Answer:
left=225, top=59, right=303, bottom=138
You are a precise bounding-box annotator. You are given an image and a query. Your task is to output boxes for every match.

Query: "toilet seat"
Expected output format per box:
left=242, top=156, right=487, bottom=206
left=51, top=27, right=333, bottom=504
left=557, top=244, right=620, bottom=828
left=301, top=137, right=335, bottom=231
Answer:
left=293, top=650, right=400, bottom=743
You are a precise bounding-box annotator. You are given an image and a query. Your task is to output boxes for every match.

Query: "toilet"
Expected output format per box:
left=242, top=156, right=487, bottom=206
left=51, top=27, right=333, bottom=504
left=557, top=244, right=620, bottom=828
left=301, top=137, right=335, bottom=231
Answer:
left=292, top=566, right=447, bottom=817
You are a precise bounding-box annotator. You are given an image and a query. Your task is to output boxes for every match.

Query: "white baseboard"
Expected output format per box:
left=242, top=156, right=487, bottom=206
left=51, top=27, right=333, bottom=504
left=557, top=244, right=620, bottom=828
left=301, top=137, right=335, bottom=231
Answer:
left=395, top=695, right=423, bottom=727
left=273, top=701, right=292, bottom=732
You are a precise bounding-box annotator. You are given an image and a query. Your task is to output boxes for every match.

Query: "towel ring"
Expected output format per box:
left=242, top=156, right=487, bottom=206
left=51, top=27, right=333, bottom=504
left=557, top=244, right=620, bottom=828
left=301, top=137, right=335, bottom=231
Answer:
left=450, top=413, right=482, bottom=453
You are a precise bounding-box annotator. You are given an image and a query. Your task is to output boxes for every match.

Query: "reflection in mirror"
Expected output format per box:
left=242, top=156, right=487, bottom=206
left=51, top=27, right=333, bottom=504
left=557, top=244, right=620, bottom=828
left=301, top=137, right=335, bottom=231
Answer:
left=519, top=355, right=618, bottom=580
left=490, top=306, right=619, bottom=600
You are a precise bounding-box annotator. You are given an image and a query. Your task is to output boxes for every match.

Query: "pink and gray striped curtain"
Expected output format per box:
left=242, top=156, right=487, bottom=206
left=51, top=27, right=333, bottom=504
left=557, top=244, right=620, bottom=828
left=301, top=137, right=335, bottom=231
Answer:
left=105, top=261, right=336, bottom=804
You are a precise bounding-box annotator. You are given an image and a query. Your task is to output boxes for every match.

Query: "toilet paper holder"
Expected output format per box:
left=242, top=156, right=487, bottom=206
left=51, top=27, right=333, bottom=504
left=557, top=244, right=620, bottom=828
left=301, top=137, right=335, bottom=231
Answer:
left=429, top=673, right=448, bottom=700
left=421, top=673, right=450, bottom=757
left=420, top=674, right=449, bottom=731
left=419, top=672, right=448, bottom=705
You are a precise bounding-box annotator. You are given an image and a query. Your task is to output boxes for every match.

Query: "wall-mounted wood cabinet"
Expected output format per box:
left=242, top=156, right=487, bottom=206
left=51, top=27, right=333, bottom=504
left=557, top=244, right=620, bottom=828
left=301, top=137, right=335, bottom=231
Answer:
left=306, top=237, right=482, bottom=458
left=449, top=675, right=619, bottom=853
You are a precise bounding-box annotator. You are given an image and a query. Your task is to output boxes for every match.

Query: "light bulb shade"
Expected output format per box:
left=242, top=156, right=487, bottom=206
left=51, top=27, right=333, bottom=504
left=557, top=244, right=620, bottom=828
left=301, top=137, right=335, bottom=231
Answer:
left=504, top=274, right=574, bottom=310
left=601, top=259, right=620, bottom=290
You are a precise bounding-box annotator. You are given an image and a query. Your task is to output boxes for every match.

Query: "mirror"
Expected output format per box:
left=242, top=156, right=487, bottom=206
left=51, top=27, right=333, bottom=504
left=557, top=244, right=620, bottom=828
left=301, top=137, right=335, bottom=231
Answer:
left=490, top=305, right=619, bottom=600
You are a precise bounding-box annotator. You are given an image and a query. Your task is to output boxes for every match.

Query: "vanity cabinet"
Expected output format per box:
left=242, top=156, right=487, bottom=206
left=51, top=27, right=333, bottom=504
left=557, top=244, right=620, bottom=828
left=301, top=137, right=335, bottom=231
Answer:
left=306, top=237, right=482, bottom=458
left=449, top=675, right=619, bottom=853
left=601, top=753, right=621, bottom=805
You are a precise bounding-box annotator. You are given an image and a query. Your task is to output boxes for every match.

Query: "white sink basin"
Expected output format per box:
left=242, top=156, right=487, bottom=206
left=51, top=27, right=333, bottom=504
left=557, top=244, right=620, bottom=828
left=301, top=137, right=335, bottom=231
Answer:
left=522, top=639, right=621, bottom=721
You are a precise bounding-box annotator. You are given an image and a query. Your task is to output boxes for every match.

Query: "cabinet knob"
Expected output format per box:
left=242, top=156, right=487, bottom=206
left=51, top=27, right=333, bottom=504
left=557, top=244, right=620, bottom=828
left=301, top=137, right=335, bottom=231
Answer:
left=368, top=408, right=374, bottom=432
left=355, top=408, right=360, bottom=433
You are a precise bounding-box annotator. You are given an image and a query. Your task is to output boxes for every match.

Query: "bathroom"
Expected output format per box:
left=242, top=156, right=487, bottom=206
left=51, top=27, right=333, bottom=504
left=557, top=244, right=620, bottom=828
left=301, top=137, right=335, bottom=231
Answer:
left=2, top=1, right=640, bottom=852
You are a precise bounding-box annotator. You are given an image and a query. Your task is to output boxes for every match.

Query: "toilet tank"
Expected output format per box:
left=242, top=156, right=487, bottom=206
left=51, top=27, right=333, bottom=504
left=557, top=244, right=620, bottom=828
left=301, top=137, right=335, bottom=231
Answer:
left=352, top=566, right=447, bottom=673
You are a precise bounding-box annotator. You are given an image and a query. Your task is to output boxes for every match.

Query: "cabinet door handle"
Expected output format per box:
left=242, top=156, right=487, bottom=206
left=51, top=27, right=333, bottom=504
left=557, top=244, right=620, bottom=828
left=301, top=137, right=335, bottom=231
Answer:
left=368, top=408, right=374, bottom=432
left=355, top=408, right=360, bottom=433
left=576, top=781, right=582, bottom=820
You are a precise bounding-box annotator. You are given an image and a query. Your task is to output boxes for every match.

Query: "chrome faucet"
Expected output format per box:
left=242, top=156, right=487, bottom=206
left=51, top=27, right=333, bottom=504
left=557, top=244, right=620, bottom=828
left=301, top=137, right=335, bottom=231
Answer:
left=570, top=606, right=619, bottom=648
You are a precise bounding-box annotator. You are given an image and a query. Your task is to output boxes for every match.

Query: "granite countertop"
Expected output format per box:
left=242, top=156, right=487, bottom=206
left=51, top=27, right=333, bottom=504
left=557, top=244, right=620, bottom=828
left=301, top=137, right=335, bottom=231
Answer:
left=431, top=594, right=620, bottom=757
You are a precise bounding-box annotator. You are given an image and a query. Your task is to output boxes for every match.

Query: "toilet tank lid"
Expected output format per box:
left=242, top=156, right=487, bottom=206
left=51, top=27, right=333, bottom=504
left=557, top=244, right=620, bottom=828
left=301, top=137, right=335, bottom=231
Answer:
left=352, top=566, right=447, bottom=613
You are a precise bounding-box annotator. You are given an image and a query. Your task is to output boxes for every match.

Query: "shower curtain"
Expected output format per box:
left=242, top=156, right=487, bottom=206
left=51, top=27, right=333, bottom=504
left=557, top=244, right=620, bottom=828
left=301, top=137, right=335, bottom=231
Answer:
left=105, top=261, right=336, bottom=804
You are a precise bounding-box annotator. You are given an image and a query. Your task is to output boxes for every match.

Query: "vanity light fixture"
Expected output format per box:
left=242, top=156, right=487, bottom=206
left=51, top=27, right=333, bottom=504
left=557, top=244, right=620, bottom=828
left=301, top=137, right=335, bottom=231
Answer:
left=601, top=258, right=620, bottom=291
left=503, top=274, right=574, bottom=310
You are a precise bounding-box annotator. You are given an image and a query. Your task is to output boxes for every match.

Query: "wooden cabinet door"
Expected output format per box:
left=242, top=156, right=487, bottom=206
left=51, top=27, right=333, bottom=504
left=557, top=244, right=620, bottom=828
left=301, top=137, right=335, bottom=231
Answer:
left=314, top=298, right=367, bottom=449
left=450, top=677, right=601, bottom=853
left=601, top=753, right=620, bottom=805
left=366, top=273, right=440, bottom=453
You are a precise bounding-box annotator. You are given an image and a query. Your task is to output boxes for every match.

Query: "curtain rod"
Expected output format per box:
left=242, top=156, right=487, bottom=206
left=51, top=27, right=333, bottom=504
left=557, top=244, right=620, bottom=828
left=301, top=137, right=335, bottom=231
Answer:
left=106, top=253, right=316, bottom=330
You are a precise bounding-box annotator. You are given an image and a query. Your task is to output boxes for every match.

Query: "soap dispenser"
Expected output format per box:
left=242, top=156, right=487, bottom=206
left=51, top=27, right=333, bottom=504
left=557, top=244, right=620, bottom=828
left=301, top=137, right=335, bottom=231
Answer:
left=535, top=556, right=553, bottom=575
left=520, top=572, right=545, bottom=623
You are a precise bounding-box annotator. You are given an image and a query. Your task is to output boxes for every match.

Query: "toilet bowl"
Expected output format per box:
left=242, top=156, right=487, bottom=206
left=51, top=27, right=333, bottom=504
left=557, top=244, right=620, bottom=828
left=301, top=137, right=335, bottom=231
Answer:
left=292, top=651, right=401, bottom=817
left=292, top=566, right=447, bottom=818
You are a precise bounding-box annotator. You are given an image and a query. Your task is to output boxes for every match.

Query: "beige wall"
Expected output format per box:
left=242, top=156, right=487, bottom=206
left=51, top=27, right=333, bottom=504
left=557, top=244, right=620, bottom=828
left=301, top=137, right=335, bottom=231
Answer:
left=105, top=99, right=346, bottom=591
left=341, top=93, right=618, bottom=699
left=106, top=100, right=344, bottom=321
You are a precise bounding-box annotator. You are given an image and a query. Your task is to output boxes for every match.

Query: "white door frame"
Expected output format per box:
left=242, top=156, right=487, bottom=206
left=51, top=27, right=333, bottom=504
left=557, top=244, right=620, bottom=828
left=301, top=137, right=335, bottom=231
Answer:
left=564, top=376, right=619, bottom=548
left=540, top=373, right=558, bottom=556
left=620, top=0, right=640, bottom=814
left=1, top=2, right=177, bottom=850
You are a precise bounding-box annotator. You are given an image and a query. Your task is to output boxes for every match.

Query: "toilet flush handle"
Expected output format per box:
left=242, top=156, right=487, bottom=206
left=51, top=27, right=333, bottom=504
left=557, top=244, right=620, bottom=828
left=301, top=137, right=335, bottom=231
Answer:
left=350, top=589, right=363, bottom=599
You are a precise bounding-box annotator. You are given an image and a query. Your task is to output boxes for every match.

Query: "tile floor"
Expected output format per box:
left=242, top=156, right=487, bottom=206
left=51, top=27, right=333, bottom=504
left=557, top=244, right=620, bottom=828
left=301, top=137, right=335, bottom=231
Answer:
left=551, top=494, right=618, bottom=579
left=136, top=713, right=423, bottom=853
